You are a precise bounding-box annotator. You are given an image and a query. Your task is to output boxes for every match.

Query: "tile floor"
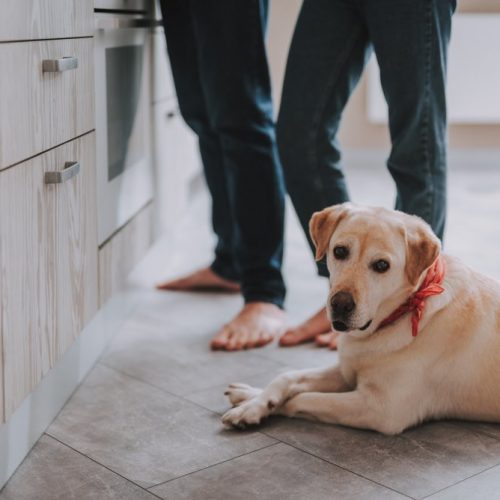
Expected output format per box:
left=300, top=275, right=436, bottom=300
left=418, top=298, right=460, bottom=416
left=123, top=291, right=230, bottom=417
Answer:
left=2, top=157, right=500, bottom=500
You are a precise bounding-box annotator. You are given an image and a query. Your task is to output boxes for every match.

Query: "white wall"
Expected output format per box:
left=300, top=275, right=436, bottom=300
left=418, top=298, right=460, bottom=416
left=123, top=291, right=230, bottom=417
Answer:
left=266, top=0, right=500, bottom=149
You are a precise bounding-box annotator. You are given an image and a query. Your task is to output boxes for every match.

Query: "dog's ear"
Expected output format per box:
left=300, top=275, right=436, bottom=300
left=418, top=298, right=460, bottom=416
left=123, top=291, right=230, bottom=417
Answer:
left=309, top=204, right=349, bottom=261
left=404, top=217, right=441, bottom=285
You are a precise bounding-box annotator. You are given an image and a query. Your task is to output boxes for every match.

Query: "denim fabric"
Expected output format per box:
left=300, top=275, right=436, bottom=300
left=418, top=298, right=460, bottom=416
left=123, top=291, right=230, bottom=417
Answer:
left=277, top=0, right=455, bottom=277
left=160, top=0, right=286, bottom=307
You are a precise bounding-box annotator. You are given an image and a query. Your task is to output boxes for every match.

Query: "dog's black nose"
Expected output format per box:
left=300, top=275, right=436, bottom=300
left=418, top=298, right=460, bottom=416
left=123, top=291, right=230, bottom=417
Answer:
left=331, top=291, right=356, bottom=317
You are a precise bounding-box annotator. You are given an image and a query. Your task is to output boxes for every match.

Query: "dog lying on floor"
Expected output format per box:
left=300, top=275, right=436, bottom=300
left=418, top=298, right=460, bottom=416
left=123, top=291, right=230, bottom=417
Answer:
left=221, top=203, right=500, bottom=435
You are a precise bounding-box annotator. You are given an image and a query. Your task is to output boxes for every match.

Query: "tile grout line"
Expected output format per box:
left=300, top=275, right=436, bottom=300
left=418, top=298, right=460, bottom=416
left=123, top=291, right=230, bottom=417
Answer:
left=420, top=459, right=500, bottom=499
left=95, top=364, right=284, bottom=467
left=73, top=365, right=500, bottom=499
left=184, top=367, right=293, bottom=397
left=99, top=362, right=260, bottom=421
left=99, top=363, right=416, bottom=498
left=44, top=433, right=164, bottom=500
left=146, top=442, right=281, bottom=491
left=99, top=361, right=414, bottom=494
left=25, top=299, right=149, bottom=434
left=257, top=431, right=416, bottom=500
left=99, top=362, right=233, bottom=415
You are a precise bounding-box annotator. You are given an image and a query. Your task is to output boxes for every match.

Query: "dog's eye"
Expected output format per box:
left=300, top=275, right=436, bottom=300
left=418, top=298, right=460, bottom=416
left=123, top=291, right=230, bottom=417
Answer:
left=333, top=246, right=349, bottom=260
left=372, top=260, right=390, bottom=273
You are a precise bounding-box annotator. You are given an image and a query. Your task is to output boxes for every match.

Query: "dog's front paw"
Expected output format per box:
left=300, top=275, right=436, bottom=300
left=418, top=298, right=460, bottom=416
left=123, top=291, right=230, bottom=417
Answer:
left=221, top=399, right=268, bottom=429
left=224, top=383, right=262, bottom=407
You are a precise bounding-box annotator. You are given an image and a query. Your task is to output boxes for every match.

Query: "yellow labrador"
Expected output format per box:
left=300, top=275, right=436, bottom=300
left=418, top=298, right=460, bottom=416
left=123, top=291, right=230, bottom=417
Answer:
left=222, top=203, right=500, bottom=434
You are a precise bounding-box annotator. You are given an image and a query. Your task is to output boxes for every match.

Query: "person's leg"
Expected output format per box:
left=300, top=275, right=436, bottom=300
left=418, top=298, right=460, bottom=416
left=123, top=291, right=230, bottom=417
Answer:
left=157, top=0, right=240, bottom=291
left=187, top=0, right=287, bottom=350
left=276, top=0, right=370, bottom=346
left=364, top=0, right=455, bottom=241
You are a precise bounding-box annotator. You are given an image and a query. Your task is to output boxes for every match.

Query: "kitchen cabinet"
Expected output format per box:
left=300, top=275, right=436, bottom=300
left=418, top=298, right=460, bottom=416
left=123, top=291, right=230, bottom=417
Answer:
left=0, top=38, right=94, bottom=170
left=0, top=0, right=93, bottom=42
left=0, top=132, right=98, bottom=421
left=0, top=0, right=199, bottom=489
left=98, top=202, right=154, bottom=307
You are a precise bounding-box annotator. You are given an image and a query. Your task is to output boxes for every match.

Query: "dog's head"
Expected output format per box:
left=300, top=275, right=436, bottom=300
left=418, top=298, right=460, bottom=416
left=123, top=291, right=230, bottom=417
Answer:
left=310, top=203, right=441, bottom=338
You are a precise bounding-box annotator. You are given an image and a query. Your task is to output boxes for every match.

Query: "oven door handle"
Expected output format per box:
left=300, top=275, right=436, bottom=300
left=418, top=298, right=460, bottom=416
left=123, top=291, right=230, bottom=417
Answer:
left=96, top=18, right=162, bottom=30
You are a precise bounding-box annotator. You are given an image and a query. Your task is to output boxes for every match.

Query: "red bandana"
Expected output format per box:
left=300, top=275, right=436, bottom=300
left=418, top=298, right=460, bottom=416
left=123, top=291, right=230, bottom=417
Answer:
left=377, top=256, right=446, bottom=337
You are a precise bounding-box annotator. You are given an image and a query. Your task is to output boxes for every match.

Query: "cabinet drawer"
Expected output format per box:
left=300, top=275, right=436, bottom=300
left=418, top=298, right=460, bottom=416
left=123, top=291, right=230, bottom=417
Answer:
left=0, top=132, right=98, bottom=421
left=0, top=38, right=94, bottom=170
left=0, top=0, right=93, bottom=42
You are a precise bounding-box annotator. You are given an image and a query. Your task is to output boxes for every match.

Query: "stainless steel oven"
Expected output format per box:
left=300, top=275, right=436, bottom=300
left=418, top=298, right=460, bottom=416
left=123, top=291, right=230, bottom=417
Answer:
left=94, top=0, right=157, bottom=245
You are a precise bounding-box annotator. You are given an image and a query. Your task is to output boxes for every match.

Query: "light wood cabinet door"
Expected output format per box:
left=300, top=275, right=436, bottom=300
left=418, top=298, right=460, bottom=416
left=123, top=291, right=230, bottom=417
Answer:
left=0, top=0, right=93, bottom=42
left=98, top=202, right=154, bottom=307
left=0, top=132, right=98, bottom=421
left=0, top=38, right=94, bottom=170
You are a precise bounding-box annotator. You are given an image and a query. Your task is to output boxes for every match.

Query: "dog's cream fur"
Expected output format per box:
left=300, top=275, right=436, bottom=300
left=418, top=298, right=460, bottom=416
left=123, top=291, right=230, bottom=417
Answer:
left=222, top=203, right=500, bottom=434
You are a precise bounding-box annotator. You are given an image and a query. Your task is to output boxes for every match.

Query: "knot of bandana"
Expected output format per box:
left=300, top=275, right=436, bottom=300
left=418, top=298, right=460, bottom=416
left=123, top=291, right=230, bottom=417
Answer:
left=377, top=256, right=446, bottom=337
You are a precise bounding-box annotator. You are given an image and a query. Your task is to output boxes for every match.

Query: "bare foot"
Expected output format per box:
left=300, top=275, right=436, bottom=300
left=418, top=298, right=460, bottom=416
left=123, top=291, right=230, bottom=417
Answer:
left=279, top=306, right=336, bottom=348
left=156, top=267, right=240, bottom=293
left=211, top=303, right=287, bottom=351
left=315, top=331, right=340, bottom=350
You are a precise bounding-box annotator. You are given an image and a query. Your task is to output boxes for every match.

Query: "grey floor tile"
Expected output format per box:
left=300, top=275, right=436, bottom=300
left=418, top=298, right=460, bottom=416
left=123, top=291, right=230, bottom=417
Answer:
left=131, top=291, right=243, bottom=334
left=149, top=443, right=406, bottom=500
left=256, top=342, right=340, bottom=370
left=0, top=435, right=156, bottom=500
left=6, top=161, right=500, bottom=499
left=101, top=324, right=287, bottom=395
left=450, top=420, right=500, bottom=442
left=47, top=365, right=276, bottom=488
left=426, top=464, right=500, bottom=500
left=260, top=418, right=500, bottom=498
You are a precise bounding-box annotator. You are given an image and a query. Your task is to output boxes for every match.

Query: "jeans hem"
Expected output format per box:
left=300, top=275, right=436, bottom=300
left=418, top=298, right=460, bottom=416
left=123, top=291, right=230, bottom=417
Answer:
left=210, top=261, right=240, bottom=283
left=244, top=296, right=286, bottom=310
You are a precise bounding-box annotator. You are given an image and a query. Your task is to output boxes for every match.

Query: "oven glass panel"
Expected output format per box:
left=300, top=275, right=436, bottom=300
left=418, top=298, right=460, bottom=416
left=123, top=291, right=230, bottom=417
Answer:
left=105, top=44, right=144, bottom=181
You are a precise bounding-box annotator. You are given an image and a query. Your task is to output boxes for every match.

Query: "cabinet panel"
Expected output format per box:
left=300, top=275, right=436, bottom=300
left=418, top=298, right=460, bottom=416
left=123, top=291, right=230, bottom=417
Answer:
left=0, top=0, right=93, bottom=42
left=55, top=134, right=98, bottom=361
left=0, top=38, right=95, bottom=170
left=98, top=202, right=154, bottom=307
left=0, top=133, right=97, bottom=420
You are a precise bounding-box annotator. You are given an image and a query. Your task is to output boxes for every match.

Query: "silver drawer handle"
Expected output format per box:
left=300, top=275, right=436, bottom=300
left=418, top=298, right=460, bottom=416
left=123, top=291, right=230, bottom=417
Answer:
left=42, top=57, right=78, bottom=73
left=45, top=161, right=80, bottom=184
left=96, top=18, right=162, bottom=30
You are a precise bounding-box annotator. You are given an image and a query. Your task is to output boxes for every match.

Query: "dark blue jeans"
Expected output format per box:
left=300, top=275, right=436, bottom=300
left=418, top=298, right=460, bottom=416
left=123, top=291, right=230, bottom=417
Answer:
left=160, top=0, right=286, bottom=307
left=277, top=0, right=455, bottom=277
